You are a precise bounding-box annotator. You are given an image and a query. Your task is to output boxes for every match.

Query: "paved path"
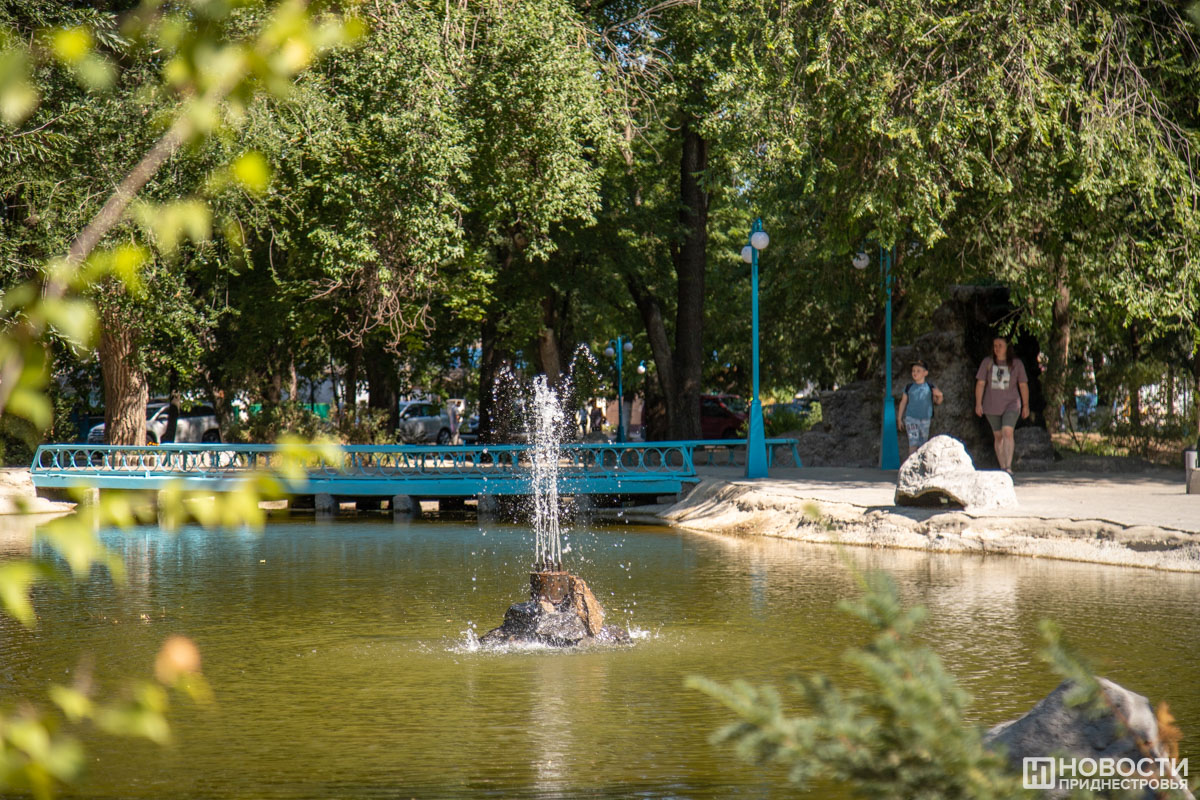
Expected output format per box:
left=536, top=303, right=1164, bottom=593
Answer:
left=694, top=465, right=1199, bottom=534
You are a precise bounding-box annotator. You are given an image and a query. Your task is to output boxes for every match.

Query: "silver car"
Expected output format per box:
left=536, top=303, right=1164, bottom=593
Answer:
left=397, top=401, right=453, bottom=444
left=88, top=403, right=221, bottom=444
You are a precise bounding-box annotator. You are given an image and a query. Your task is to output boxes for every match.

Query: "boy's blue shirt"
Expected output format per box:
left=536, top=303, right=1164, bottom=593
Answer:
left=903, top=381, right=936, bottom=421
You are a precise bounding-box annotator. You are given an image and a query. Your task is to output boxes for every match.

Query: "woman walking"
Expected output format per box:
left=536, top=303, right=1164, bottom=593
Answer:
left=974, top=336, right=1030, bottom=473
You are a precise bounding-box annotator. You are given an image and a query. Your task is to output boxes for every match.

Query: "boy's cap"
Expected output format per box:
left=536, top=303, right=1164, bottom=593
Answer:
left=911, top=359, right=928, bottom=369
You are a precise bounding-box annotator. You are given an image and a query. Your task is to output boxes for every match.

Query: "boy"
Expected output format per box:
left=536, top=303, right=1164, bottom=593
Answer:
left=896, top=360, right=944, bottom=453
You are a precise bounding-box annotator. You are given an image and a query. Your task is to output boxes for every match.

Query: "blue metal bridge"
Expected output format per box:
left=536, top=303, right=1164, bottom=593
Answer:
left=30, top=440, right=801, bottom=500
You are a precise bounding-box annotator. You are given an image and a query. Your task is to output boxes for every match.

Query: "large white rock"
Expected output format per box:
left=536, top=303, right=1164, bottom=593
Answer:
left=894, top=435, right=1017, bottom=511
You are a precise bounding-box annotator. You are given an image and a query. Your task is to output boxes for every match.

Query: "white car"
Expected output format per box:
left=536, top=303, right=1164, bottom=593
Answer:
left=88, top=403, right=221, bottom=444
left=397, top=401, right=453, bottom=444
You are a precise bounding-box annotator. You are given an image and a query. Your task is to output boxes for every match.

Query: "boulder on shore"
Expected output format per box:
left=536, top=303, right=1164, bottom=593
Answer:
left=986, top=678, right=1193, bottom=800
left=894, top=435, right=1017, bottom=511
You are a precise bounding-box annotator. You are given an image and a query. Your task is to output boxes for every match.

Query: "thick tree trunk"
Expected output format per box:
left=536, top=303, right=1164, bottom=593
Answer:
left=537, top=291, right=562, bottom=387
left=344, top=342, right=362, bottom=420
left=264, top=369, right=283, bottom=406
left=1044, top=257, right=1071, bottom=432
left=478, top=316, right=501, bottom=443
left=1128, top=326, right=1142, bottom=430
left=99, top=309, right=148, bottom=446
left=328, top=351, right=340, bottom=414
left=163, top=370, right=180, bottom=443
left=1193, top=337, right=1200, bottom=445
left=365, top=341, right=400, bottom=432
left=287, top=355, right=298, bottom=403
left=671, top=118, right=708, bottom=440
left=625, top=271, right=677, bottom=439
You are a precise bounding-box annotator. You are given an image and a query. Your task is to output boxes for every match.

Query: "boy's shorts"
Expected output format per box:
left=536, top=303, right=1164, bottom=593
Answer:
left=904, top=418, right=931, bottom=448
left=985, top=409, right=1020, bottom=431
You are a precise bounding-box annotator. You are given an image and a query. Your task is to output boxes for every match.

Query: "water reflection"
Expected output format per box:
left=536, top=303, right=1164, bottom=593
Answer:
left=0, top=520, right=1195, bottom=799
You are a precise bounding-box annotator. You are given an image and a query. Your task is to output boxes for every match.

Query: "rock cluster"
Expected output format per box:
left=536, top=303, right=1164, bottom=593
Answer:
left=987, top=678, right=1194, bottom=800
left=480, top=573, right=631, bottom=647
left=797, top=285, right=1057, bottom=470
left=894, top=435, right=1017, bottom=511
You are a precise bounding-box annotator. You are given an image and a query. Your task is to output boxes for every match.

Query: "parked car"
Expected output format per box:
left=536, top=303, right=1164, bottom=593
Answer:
left=700, top=394, right=747, bottom=439
left=88, top=403, right=221, bottom=444
left=397, top=401, right=454, bottom=444
left=458, top=414, right=480, bottom=444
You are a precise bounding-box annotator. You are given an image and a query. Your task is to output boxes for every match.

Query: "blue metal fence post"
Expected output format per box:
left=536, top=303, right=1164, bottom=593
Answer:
left=746, top=218, right=769, bottom=479
left=616, top=336, right=625, bottom=443
left=880, top=246, right=900, bottom=470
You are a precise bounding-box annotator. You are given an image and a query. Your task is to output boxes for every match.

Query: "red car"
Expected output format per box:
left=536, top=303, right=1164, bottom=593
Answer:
left=700, top=394, right=747, bottom=439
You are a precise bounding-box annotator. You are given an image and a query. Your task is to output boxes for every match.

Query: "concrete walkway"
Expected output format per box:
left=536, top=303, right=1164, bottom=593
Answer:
left=693, top=465, right=1199, bottom=534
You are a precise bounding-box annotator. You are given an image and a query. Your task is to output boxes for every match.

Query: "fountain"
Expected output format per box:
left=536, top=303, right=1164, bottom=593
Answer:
left=479, top=375, right=631, bottom=647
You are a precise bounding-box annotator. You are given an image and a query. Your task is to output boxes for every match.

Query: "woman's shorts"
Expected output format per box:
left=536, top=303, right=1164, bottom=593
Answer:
left=985, top=410, right=1019, bottom=431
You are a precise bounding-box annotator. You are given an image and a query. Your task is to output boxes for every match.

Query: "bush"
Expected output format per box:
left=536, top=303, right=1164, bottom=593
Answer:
left=336, top=405, right=399, bottom=445
left=225, top=402, right=334, bottom=444
left=686, top=571, right=1173, bottom=800
left=765, top=402, right=821, bottom=437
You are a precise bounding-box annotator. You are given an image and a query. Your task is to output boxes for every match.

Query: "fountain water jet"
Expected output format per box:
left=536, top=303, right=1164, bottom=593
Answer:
left=480, top=375, right=631, bottom=647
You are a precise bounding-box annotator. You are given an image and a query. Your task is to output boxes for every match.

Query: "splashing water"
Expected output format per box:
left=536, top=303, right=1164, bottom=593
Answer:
left=531, top=375, right=564, bottom=571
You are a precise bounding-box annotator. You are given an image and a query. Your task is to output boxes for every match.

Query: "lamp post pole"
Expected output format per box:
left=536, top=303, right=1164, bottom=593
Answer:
left=853, top=244, right=900, bottom=470
left=604, top=337, right=634, bottom=443
left=881, top=246, right=899, bottom=469
left=742, top=218, right=769, bottom=479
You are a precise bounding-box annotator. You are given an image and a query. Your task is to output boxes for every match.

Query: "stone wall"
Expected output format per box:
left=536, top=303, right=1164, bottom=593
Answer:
left=798, top=285, right=1057, bottom=470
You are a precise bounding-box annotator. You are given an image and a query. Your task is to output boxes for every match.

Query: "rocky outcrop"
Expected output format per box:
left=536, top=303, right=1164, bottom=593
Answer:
left=798, top=286, right=1056, bottom=470
left=0, top=468, right=76, bottom=515
left=479, top=572, right=630, bottom=647
left=652, top=478, right=1200, bottom=573
left=986, top=678, right=1194, bottom=799
left=895, top=436, right=1017, bottom=511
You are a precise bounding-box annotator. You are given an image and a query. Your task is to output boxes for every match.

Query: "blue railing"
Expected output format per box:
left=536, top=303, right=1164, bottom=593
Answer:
left=30, top=439, right=800, bottom=497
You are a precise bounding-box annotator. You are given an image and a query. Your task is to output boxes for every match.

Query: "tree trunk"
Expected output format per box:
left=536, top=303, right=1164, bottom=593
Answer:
left=328, top=350, right=340, bottom=414
left=1128, top=326, right=1142, bottom=430
left=1193, top=336, right=1200, bottom=445
left=163, top=370, right=180, bottom=443
left=537, top=291, right=562, bottom=387
left=99, top=309, right=148, bottom=446
left=366, top=341, right=400, bottom=432
left=625, top=271, right=677, bottom=439
left=478, top=316, right=501, bottom=443
left=287, top=354, right=298, bottom=403
left=344, top=342, right=362, bottom=421
left=671, top=118, right=708, bottom=440
left=264, top=369, right=283, bottom=406
left=1044, top=257, right=1071, bottom=432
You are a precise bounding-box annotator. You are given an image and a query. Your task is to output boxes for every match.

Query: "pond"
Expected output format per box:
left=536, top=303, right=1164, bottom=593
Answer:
left=1, top=518, right=1197, bottom=799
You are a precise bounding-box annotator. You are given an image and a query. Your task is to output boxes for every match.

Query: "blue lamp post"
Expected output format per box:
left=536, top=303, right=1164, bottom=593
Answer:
left=853, top=245, right=900, bottom=470
left=603, top=337, right=634, bottom=443
left=740, top=218, right=770, bottom=479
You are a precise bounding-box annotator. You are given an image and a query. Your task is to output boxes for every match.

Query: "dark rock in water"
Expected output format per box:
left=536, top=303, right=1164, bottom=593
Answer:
left=533, top=606, right=588, bottom=644
left=985, top=678, right=1193, bottom=799
left=479, top=572, right=630, bottom=647
left=595, top=625, right=632, bottom=645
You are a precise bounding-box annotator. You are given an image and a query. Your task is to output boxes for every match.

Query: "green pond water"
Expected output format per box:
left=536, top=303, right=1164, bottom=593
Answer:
left=1, top=518, right=1198, bottom=799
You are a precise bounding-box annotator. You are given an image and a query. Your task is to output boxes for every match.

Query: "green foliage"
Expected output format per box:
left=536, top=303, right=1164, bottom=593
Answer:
left=687, top=571, right=1132, bottom=799
left=225, top=401, right=333, bottom=444
left=338, top=406, right=401, bottom=446
left=765, top=402, right=820, bottom=437
left=0, top=2, right=358, bottom=796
